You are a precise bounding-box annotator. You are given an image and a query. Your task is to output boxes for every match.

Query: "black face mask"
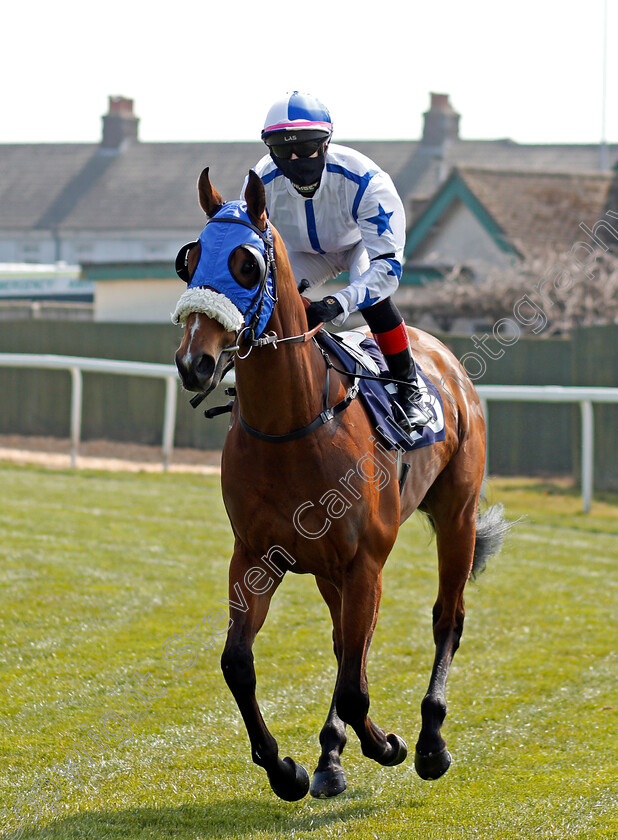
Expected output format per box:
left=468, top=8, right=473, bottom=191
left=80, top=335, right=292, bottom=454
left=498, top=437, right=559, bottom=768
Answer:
left=271, top=152, right=326, bottom=189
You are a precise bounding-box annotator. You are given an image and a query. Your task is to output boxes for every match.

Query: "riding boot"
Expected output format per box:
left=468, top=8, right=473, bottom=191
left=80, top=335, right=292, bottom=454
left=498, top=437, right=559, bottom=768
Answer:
left=362, top=297, right=433, bottom=432
left=385, top=348, right=433, bottom=432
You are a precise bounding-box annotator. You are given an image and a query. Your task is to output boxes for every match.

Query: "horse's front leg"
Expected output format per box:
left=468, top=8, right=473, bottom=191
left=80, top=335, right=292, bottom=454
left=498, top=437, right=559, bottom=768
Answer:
left=220, top=543, right=310, bottom=801
left=336, top=557, right=408, bottom=767
left=310, top=577, right=347, bottom=798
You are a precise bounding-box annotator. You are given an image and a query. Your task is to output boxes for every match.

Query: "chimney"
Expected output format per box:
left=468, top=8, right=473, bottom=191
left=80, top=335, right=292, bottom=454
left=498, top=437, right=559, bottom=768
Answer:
left=101, top=96, right=139, bottom=150
left=421, top=93, right=460, bottom=147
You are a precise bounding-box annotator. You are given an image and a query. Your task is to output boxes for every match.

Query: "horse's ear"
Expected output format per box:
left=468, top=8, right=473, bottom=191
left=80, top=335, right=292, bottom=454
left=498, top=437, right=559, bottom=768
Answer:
left=197, top=167, right=224, bottom=217
left=244, top=170, right=267, bottom=231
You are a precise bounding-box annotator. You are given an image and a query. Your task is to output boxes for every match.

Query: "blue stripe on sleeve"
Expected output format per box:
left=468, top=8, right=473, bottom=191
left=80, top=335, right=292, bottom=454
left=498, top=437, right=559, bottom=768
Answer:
left=304, top=200, right=325, bottom=254
left=384, top=257, right=402, bottom=280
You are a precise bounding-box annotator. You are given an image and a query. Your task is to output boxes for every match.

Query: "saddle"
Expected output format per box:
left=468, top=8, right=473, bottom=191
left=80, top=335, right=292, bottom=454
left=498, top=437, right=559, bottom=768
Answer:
left=315, top=330, right=445, bottom=453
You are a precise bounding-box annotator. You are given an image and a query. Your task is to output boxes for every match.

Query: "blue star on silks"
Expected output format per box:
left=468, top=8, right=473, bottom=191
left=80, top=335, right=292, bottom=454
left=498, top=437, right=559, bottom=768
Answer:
left=366, top=204, right=394, bottom=236
left=358, top=288, right=380, bottom=309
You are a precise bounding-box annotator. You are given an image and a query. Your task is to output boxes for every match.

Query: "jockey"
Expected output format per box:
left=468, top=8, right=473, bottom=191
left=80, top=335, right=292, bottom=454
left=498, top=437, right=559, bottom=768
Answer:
left=244, top=91, right=432, bottom=431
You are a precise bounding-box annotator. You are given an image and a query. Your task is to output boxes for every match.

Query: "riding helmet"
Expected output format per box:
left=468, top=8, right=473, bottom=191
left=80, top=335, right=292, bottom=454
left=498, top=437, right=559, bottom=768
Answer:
left=261, top=91, right=333, bottom=147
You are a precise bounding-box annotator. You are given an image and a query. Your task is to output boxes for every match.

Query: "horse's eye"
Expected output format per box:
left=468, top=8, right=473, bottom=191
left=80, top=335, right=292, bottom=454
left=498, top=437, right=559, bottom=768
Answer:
left=230, top=246, right=262, bottom=288
left=241, top=258, right=257, bottom=275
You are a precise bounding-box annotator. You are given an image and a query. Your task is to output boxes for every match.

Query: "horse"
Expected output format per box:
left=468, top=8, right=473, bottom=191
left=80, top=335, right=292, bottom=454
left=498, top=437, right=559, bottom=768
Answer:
left=173, top=167, right=508, bottom=801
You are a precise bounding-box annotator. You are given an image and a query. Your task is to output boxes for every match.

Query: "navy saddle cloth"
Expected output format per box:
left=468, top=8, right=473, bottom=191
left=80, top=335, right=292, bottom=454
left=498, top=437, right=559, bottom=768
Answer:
left=316, top=330, right=446, bottom=453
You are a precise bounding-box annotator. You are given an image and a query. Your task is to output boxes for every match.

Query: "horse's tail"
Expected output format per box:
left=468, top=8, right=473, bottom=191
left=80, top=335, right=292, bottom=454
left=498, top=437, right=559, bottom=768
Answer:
left=471, top=502, right=511, bottom=579
left=424, top=502, right=511, bottom=579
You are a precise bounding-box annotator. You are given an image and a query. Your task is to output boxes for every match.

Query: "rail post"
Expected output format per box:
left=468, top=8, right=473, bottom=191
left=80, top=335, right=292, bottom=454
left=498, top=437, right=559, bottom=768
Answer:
left=580, top=400, right=594, bottom=514
left=69, top=367, right=83, bottom=468
left=162, top=376, right=178, bottom=472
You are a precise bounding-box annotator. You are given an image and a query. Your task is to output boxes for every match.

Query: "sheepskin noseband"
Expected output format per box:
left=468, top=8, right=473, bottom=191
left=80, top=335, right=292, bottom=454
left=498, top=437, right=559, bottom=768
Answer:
left=171, top=287, right=244, bottom=333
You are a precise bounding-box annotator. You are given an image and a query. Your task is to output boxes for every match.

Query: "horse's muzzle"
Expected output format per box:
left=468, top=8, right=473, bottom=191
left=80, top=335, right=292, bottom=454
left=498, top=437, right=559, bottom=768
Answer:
left=175, top=351, right=216, bottom=392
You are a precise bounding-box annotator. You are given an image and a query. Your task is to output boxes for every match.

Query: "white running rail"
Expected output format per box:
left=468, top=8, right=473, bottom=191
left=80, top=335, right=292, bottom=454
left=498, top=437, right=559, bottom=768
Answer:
left=0, top=353, right=179, bottom=471
left=477, top=385, right=618, bottom=513
left=0, top=354, right=617, bottom=510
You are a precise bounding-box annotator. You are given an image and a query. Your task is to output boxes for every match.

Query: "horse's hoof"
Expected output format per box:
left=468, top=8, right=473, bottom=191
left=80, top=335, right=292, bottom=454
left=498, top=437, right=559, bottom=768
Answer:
left=383, top=733, right=408, bottom=766
left=267, top=756, right=310, bottom=801
left=414, top=746, right=452, bottom=780
left=310, top=768, right=347, bottom=798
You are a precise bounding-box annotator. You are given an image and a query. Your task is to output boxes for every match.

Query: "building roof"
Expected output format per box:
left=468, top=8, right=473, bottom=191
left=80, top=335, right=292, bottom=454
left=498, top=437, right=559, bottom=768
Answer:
left=0, top=141, right=264, bottom=233
left=405, top=165, right=618, bottom=272
left=3, top=139, right=618, bottom=236
left=2, top=94, right=618, bottom=236
left=457, top=166, right=615, bottom=253
left=0, top=144, right=94, bottom=230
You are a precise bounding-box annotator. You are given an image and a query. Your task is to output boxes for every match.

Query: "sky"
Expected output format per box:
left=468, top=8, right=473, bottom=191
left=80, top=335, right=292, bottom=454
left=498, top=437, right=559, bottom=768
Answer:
left=2, top=0, right=616, bottom=147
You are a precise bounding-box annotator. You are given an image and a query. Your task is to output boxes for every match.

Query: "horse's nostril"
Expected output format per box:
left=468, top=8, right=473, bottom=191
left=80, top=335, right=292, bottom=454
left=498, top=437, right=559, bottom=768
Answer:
left=175, top=353, right=187, bottom=376
left=195, top=353, right=216, bottom=380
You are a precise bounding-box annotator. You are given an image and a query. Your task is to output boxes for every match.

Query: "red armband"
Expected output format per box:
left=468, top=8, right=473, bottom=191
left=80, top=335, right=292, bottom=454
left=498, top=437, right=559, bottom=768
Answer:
left=373, top=321, right=410, bottom=356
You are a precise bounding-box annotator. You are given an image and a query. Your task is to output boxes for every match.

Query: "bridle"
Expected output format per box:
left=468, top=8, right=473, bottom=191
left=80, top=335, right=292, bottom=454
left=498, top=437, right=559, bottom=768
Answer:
left=176, top=214, right=278, bottom=351
left=176, top=210, right=361, bottom=443
left=209, top=215, right=278, bottom=351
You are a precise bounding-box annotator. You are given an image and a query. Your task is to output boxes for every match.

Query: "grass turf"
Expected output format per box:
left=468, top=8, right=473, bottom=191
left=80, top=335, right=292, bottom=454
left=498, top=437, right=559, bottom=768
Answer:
left=0, top=465, right=616, bottom=840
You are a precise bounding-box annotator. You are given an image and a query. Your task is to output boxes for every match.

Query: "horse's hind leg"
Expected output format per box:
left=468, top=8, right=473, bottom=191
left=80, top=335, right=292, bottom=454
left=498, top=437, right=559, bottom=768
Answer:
left=310, top=577, right=347, bottom=799
left=415, top=490, right=479, bottom=780
left=220, top=544, right=310, bottom=801
left=335, top=556, right=408, bottom=767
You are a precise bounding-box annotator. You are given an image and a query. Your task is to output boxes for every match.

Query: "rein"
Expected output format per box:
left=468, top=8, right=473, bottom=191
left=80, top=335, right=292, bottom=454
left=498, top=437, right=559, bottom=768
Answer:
left=197, top=336, right=362, bottom=443
left=225, top=321, right=323, bottom=354
left=237, top=344, right=361, bottom=444
left=189, top=322, right=323, bottom=410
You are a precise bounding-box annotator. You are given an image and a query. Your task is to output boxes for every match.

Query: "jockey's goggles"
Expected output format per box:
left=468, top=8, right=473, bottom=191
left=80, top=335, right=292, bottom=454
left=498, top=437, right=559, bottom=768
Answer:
left=269, top=138, right=327, bottom=160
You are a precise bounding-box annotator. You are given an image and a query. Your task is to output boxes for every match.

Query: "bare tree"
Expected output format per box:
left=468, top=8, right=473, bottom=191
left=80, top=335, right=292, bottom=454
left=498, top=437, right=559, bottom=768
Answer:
left=405, top=250, right=618, bottom=335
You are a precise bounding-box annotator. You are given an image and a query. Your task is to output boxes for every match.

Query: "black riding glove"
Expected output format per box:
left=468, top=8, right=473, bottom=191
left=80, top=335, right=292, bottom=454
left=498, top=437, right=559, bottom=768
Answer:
left=306, top=296, right=344, bottom=329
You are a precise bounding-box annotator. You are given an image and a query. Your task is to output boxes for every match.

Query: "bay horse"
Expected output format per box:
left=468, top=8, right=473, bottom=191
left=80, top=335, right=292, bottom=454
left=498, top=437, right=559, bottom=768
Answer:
left=173, top=168, right=508, bottom=801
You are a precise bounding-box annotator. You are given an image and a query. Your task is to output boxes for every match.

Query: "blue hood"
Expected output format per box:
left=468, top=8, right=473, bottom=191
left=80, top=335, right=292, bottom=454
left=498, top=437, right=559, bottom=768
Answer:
left=188, top=201, right=276, bottom=337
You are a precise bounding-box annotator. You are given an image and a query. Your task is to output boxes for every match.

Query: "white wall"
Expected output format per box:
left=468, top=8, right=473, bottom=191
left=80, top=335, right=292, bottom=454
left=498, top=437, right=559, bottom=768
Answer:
left=0, top=233, right=56, bottom=264
left=414, top=198, right=511, bottom=269
left=0, top=230, right=194, bottom=266
left=94, top=280, right=182, bottom=322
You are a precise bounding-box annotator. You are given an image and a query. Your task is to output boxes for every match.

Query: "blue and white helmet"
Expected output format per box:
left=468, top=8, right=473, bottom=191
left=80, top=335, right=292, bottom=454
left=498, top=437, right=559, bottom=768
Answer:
left=261, top=91, right=333, bottom=146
